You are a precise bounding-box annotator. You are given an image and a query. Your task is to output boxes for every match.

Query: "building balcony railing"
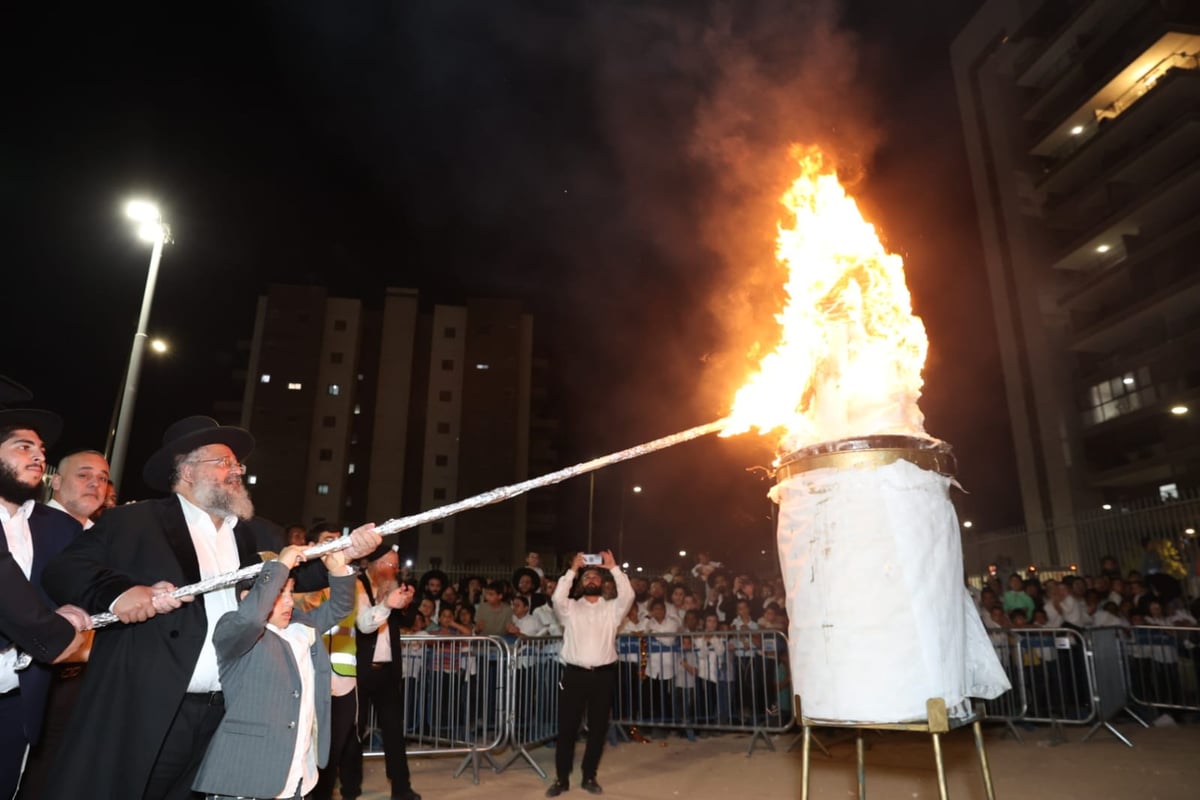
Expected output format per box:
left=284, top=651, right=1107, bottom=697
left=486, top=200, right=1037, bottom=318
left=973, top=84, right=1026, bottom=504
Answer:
left=1068, top=266, right=1200, bottom=352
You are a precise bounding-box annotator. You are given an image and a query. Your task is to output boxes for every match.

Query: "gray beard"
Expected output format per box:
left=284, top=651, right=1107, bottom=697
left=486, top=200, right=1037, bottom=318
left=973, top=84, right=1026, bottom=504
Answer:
left=193, top=478, right=255, bottom=521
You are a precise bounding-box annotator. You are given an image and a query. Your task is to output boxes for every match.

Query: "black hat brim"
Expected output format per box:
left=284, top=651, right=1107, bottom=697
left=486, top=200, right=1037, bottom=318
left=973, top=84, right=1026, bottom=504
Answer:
left=0, top=409, right=63, bottom=448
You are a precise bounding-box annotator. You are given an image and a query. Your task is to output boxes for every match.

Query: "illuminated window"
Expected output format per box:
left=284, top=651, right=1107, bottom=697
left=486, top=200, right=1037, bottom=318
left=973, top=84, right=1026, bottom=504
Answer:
left=259, top=374, right=271, bottom=384
left=287, top=382, right=302, bottom=391
left=316, top=483, right=330, bottom=495
left=247, top=475, right=258, bottom=485
left=1160, top=483, right=1179, bottom=502
left=476, top=363, right=490, bottom=370
left=328, top=384, right=340, bottom=396
left=347, top=463, right=356, bottom=475
left=353, top=404, right=361, bottom=416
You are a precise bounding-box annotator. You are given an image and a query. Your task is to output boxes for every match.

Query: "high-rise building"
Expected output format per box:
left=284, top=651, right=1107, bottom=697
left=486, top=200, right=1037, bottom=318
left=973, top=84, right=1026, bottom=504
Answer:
left=952, top=0, right=1200, bottom=564
left=239, top=284, right=555, bottom=565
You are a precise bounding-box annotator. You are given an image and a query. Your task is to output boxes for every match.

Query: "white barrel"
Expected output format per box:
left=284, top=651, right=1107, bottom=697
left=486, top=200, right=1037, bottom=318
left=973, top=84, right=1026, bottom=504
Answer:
left=771, top=437, right=1008, bottom=723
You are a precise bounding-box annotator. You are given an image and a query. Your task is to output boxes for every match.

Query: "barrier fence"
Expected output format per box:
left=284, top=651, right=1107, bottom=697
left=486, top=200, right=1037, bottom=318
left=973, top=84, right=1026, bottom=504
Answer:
left=362, top=629, right=794, bottom=782
left=357, top=624, right=1197, bottom=783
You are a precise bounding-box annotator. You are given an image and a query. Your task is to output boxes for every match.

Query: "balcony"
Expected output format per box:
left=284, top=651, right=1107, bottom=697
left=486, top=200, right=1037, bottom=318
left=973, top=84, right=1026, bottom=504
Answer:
left=1039, top=69, right=1200, bottom=195
left=1029, top=30, right=1200, bottom=158
left=1046, top=149, right=1200, bottom=273
left=1015, top=0, right=1131, bottom=89
left=1068, top=269, right=1200, bottom=352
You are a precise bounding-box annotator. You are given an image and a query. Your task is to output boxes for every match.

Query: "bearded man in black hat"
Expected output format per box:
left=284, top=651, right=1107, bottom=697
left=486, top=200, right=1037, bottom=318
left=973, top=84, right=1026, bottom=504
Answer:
left=545, top=551, right=634, bottom=797
left=42, top=415, right=382, bottom=800
left=0, top=392, right=91, bottom=799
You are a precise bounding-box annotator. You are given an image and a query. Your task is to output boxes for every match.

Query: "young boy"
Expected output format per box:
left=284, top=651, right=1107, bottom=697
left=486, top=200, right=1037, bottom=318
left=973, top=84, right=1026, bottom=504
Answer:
left=192, top=544, right=356, bottom=800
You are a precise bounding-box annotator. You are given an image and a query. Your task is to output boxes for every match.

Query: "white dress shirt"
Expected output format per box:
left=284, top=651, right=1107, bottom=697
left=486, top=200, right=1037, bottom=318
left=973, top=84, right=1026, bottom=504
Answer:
left=355, top=581, right=393, bottom=663
left=552, top=566, right=634, bottom=668
left=46, top=498, right=94, bottom=530
left=268, top=622, right=319, bottom=798
left=178, top=494, right=240, bottom=693
left=0, top=500, right=36, bottom=692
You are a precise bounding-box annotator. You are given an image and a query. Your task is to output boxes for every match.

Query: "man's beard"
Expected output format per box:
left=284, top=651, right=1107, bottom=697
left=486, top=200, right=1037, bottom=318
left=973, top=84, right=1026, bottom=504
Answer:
left=0, top=459, right=42, bottom=505
left=581, top=584, right=603, bottom=596
left=193, top=475, right=254, bottom=520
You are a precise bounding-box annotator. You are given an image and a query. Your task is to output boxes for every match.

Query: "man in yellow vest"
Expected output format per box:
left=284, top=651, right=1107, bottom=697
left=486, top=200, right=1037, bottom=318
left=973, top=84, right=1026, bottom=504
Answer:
left=301, top=524, right=364, bottom=800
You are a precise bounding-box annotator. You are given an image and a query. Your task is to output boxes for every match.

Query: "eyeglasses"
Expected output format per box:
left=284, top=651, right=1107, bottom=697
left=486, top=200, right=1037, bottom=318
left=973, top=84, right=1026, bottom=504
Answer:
left=188, top=457, right=245, bottom=472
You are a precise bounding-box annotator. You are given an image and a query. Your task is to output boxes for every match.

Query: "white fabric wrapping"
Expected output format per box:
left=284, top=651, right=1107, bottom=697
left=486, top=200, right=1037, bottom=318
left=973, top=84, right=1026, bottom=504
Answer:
left=771, top=457, right=1009, bottom=723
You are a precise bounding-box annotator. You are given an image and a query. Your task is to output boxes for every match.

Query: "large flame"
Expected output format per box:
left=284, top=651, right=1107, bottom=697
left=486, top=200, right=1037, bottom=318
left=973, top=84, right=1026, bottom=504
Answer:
left=725, top=145, right=929, bottom=454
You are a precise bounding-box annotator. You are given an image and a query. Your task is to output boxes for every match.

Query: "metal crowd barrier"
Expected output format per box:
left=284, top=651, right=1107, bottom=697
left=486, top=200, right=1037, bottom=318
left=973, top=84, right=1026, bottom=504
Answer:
left=611, top=629, right=794, bottom=755
left=362, top=634, right=509, bottom=783
left=982, top=626, right=1171, bottom=747
left=1125, top=625, right=1200, bottom=714
left=496, top=636, right=564, bottom=777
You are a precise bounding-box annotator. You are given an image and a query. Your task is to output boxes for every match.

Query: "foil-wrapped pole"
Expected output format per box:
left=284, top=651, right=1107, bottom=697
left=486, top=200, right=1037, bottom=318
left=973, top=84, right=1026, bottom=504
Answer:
left=89, top=417, right=730, bottom=629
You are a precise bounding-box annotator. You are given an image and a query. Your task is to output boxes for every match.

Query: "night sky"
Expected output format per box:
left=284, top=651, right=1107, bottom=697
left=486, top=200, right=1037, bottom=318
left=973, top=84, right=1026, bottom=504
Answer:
left=3, top=0, right=1017, bottom=567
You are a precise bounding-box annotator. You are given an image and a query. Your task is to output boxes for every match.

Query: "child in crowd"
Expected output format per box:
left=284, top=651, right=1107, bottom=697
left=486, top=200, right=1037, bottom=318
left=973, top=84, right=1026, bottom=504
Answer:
left=192, top=544, right=356, bottom=800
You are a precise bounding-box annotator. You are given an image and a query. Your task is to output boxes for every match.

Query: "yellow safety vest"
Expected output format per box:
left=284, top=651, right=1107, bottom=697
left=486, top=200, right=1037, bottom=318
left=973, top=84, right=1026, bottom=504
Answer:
left=326, top=608, right=358, bottom=678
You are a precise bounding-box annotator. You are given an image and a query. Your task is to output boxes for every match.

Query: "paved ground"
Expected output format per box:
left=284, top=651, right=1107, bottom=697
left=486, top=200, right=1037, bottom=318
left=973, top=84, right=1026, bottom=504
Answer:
left=353, top=721, right=1200, bottom=799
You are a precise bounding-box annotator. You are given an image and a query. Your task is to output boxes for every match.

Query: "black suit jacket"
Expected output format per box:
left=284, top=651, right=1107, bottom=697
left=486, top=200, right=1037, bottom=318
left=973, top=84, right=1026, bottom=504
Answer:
left=0, top=504, right=81, bottom=743
left=39, top=496, right=318, bottom=800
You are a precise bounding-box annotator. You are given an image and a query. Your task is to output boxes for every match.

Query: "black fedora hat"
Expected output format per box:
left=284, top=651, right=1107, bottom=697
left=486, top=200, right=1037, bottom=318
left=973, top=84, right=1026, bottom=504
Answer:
left=0, top=408, right=63, bottom=448
left=0, top=375, right=33, bottom=405
left=142, top=415, right=254, bottom=492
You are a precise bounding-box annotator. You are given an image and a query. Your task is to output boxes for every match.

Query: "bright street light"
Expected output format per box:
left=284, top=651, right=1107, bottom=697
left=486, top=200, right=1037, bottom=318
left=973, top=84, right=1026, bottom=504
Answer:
left=678, top=550, right=687, bottom=557
left=963, top=520, right=974, bottom=529
left=149, top=338, right=169, bottom=354
left=632, top=485, right=642, bottom=493
left=1170, top=405, right=1189, bottom=416
left=107, top=198, right=171, bottom=487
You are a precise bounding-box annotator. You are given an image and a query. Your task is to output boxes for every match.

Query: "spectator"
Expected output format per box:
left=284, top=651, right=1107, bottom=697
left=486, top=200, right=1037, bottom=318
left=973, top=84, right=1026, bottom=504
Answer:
left=525, top=551, right=544, bottom=579
left=1140, top=537, right=1163, bottom=576
left=507, top=595, right=546, bottom=637
left=1046, top=580, right=1091, bottom=629
left=475, top=581, right=511, bottom=636
left=757, top=603, right=786, bottom=631
left=1107, top=578, right=1125, bottom=607
left=1098, top=555, right=1122, bottom=580
left=356, top=548, right=421, bottom=800
left=1091, top=601, right=1127, bottom=628
left=513, top=567, right=546, bottom=610
left=665, top=584, right=688, bottom=624
left=46, top=450, right=109, bottom=529
left=690, top=552, right=723, bottom=584
left=1002, top=574, right=1034, bottom=615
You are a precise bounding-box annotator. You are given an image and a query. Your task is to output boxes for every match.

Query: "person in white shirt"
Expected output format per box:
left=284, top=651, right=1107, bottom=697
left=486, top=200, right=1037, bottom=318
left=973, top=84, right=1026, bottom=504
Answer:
left=530, top=577, right=564, bottom=635
left=507, top=595, right=547, bottom=637
left=1045, top=580, right=1091, bottom=629
left=46, top=450, right=109, bottom=530
left=643, top=599, right=681, bottom=728
left=546, top=551, right=633, bottom=798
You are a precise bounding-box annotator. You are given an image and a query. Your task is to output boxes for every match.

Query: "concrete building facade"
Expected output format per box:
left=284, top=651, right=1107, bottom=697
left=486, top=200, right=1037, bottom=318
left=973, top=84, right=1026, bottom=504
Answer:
left=240, top=284, right=553, bottom=565
left=952, top=0, right=1200, bottom=565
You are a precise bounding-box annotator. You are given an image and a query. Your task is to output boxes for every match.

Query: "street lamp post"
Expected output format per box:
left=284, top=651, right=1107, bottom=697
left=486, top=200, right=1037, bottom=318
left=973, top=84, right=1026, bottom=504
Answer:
left=108, top=200, right=169, bottom=488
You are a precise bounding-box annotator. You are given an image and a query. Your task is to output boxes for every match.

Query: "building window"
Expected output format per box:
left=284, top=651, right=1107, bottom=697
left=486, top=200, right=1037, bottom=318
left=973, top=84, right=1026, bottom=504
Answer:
left=475, top=363, right=490, bottom=370
left=247, top=475, right=258, bottom=485
left=436, top=421, right=450, bottom=434
left=287, top=382, right=302, bottom=391
left=328, top=384, right=340, bottom=396
left=441, top=359, right=454, bottom=371
left=259, top=374, right=271, bottom=384
left=322, top=415, right=336, bottom=428
left=438, top=390, right=452, bottom=402
left=316, top=483, right=330, bottom=495
left=319, top=449, right=333, bottom=461
left=1082, top=367, right=1155, bottom=426
left=333, top=319, right=347, bottom=332
left=433, top=487, right=447, bottom=500
left=347, top=463, right=356, bottom=475
left=432, top=522, right=445, bottom=534
left=1160, top=483, right=1180, bottom=502
left=435, top=454, right=448, bottom=467
left=330, top=352, right=344, bottom=365
left=443, top=326, right=457, bottom=338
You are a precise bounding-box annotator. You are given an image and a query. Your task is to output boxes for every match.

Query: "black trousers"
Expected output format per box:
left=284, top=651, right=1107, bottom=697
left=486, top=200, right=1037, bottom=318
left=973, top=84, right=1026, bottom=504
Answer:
left=555, top=663, right=615, bottom=784
left=0, top=691, right=27, bottom=800
left=312, top=687, right=362, bottom=800
left=357, top=662, right=412, bottom=797
left=143, top=692, right=225, bottom=800
left=18, top=662, right=86, bottom=799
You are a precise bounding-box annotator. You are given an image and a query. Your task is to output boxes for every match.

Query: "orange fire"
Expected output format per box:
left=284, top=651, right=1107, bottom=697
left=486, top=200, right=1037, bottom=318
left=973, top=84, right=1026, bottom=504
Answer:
left=724, top=145, right=929, bottom=454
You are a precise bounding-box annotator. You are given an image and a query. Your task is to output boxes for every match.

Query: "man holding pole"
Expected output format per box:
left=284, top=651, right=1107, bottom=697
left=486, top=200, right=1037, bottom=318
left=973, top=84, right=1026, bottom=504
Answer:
left=41, top=415, right=381, bottom=800
left=546, top=550, right=633, bottom=797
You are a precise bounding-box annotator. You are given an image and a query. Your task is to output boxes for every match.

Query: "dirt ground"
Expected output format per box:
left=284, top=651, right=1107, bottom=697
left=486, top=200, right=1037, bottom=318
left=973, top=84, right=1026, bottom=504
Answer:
left=355, top=721, right=1200, bottom=799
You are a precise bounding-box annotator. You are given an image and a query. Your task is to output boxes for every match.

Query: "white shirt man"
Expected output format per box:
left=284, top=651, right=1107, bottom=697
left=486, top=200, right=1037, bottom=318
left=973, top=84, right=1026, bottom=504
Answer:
left=47, top=450, right=110, bottom=530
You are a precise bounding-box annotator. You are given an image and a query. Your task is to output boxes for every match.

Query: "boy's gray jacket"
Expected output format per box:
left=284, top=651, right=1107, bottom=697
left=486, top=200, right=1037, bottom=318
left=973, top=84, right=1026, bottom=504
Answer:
left=192, top=560, right=356, bottom=798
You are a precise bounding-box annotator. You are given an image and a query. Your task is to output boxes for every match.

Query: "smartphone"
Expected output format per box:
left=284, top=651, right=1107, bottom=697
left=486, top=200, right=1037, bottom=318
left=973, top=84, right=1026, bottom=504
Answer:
left=582, top=553, right=603, bottom=565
